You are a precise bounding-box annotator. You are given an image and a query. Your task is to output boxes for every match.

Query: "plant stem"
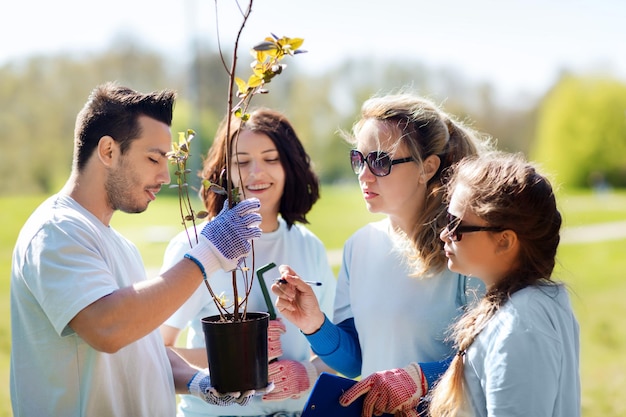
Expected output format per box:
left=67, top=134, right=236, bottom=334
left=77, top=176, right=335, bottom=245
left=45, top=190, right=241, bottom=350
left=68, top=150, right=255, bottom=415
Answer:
left=223, top=0, right=253, bottom=322
left=178, top=178, right=193, bottom=248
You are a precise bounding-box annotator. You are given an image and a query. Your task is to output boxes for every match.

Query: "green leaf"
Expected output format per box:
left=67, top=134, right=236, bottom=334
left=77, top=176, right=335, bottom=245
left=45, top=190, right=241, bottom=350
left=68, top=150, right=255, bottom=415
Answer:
left=235, top=77, right=247, bottom=95
left=231, top=187, right=242, bottom=204
left=252, top=41, right=277, bottom=52
left=209, top=184, right=227, bottom=195
left=286, top=37, right=304, bottom=50
left=248, top=74, right=263, bottom=88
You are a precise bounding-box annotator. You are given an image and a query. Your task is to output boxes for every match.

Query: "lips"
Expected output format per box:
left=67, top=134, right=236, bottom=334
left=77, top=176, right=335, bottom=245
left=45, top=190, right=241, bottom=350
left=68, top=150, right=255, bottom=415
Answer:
left=247, top=183, right=271, bottom=191
left=146, top=187, right=161, bottom=201
left=362, top=189, right=378, bottom=199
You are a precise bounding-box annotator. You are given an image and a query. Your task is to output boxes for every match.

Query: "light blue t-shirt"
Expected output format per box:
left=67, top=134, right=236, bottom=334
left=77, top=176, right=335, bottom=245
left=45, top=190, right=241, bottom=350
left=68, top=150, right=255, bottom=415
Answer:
left=311, top=218, right=483, bottom=378
left=464, top=284, right=580, bottom=417
left=162, top=217, right=336, bottom=417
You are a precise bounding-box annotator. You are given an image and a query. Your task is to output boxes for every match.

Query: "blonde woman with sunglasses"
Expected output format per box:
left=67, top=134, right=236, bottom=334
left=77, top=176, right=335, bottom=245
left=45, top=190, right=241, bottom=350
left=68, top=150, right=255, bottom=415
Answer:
left=273, top=93, right=491, bottom=416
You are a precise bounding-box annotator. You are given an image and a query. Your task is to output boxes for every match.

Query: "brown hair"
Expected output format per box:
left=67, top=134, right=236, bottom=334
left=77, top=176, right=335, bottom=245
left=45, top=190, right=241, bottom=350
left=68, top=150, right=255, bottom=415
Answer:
left=73, top=82, right=176, bottom=171
left=347, top=93, right=491, bottom=275
left=200, top=108, right=320, bottom=229
left=429, top=151, right=562, bottom=416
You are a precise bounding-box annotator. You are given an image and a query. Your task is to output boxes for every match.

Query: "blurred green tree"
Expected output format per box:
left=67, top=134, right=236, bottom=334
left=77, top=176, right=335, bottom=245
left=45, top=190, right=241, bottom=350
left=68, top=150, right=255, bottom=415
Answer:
left=0, top=40, right=180, bottom=194
left=532, top=75, right=626, bottom=189
left=0, top=40, right=550, bottom=195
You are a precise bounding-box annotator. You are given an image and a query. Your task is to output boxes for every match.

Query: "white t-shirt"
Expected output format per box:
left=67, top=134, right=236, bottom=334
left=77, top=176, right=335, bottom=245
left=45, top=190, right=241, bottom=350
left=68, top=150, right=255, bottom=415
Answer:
left=162, top=217, right=336, bottom=417
left=335, top=218, right=483, bottom=376
left=464, top=284, right=580, bottom=417
left=10, top=194, right=175, bottom=417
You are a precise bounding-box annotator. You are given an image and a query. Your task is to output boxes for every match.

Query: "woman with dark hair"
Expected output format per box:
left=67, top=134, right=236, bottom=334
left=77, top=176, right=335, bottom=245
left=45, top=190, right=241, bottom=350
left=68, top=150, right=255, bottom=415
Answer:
left=160, top=108, right=336, bottom=417
left=200, top=108, right=320, bottom=229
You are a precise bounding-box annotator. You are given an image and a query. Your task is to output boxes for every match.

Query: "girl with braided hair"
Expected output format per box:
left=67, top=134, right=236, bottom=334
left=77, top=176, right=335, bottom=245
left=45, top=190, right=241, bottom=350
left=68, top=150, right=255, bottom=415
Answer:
left=429, top=151, right=580, bottom=417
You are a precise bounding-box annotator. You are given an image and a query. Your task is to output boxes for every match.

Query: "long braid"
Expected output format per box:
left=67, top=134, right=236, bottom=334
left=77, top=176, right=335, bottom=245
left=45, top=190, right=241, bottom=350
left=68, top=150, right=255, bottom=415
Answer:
left=429, top=291, right=506, bottom=416
left=429, top=152, right=562, bottom=416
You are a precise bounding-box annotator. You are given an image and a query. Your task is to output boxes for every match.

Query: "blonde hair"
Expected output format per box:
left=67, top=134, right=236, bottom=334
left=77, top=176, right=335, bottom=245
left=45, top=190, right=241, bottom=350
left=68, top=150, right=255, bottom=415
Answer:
left=347, top=93, right=491, bottom=276
left=429, top=152, right=562, bottom=416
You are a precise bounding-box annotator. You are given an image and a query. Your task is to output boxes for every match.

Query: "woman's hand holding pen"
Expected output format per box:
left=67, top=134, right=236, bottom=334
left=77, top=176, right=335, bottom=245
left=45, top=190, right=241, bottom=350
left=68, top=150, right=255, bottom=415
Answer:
left=271, top=264, right=326, bottom=335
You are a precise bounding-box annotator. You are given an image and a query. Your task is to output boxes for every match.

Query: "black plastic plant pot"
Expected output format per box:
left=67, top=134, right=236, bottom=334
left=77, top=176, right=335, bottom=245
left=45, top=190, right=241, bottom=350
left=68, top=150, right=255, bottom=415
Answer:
left=201, top=312, right=269, bottom=393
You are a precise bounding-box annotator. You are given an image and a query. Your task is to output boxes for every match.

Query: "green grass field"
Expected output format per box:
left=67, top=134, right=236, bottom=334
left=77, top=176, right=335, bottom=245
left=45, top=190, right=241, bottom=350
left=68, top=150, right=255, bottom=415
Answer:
left=1, top=185, right=625, bottom=416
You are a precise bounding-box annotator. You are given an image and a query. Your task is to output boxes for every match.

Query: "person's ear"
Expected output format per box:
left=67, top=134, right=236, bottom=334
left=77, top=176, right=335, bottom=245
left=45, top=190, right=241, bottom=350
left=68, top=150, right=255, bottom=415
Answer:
left=495, top=229, right=519, bottom=256
left=420, top=155, right=441, bottom=184
left=97, top=136, right=117, bottom=167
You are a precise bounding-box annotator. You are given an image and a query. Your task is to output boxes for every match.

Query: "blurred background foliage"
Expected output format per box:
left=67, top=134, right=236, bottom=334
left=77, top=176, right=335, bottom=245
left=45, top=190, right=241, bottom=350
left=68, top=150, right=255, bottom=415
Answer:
left=1, top=38, right=625, bottom=196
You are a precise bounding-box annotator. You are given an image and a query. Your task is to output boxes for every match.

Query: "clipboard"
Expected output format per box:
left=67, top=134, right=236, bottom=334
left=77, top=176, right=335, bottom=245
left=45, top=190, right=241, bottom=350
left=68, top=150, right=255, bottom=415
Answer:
left=302, top=372, right=393, bottom=417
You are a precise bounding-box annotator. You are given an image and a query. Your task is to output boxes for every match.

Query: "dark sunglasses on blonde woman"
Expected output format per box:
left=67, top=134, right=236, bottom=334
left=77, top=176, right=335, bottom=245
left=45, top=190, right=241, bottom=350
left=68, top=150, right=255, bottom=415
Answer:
left=350, top=149, right=414, bottom=177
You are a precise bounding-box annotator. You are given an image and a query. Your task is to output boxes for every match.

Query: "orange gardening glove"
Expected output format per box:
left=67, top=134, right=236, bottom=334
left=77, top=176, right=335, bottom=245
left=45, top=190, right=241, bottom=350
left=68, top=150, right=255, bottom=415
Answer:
left=339, top=363, right=427, bottom=417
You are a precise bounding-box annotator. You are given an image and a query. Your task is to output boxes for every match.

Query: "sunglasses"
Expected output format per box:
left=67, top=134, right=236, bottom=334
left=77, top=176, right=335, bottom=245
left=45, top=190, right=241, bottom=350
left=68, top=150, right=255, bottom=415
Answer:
left=445, top=212, right=505, bottom=242
left=350, top=149, right=414, bottom=177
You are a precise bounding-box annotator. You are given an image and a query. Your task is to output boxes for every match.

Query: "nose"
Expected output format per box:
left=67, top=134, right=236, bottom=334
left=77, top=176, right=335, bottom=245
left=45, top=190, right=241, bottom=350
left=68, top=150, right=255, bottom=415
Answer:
left=249, top=160, right=262, bottom=175
left=440, top=226, right=451, bottom=242
left=241, top=160, right=265, bottom=183
left=159, top=162, right=171, bottom=185
left=358, top=163, right=376, bottom=183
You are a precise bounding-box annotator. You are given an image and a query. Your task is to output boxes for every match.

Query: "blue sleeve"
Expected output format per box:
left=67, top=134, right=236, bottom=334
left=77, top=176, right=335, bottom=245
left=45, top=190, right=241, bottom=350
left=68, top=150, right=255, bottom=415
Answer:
left=419, top=356, right=453, bottom=389
left=304, top=315, right=452, bottom=385
left=304, top=315, right=362, bottom=378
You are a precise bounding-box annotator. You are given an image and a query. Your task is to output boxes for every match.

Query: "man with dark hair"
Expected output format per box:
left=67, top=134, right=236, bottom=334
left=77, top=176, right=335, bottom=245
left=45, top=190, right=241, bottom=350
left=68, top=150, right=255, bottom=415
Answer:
left=10, top=82, right=262, bottom=416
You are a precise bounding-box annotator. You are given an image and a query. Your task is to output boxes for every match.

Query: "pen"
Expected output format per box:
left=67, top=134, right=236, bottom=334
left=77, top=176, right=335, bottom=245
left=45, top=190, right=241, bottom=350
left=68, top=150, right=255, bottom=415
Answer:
left=274, top=278, right=323, bottom=286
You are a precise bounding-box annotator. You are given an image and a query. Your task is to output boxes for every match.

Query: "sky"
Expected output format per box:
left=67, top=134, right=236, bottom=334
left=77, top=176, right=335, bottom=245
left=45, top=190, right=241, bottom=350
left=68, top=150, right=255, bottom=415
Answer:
left=2, top=0, right=625, bottom=101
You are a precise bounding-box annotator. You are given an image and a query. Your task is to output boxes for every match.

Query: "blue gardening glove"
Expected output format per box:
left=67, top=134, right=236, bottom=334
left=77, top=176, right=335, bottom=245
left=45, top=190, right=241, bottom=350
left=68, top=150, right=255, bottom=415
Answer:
left=188, top=369, right=255, bottom=406
left=187, top=198, right=261, bottom=273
